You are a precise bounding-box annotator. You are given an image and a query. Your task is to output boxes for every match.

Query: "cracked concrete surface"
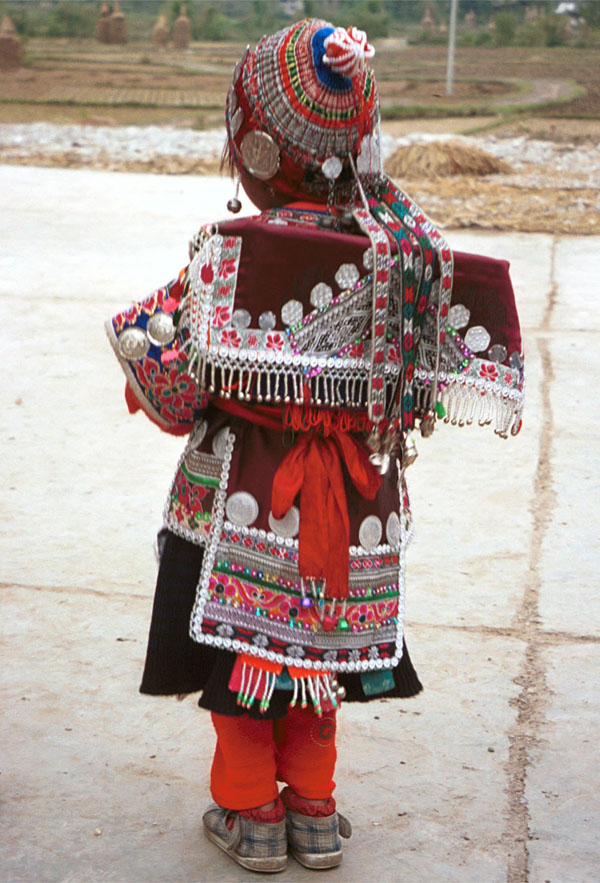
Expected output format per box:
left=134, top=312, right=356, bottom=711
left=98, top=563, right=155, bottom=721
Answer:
left=1, top=166, right=599, bottom=882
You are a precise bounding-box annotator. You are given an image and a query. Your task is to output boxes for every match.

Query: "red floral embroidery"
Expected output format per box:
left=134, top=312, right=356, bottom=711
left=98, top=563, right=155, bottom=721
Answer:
left=349, top=342, right=365, bottom=358
left=479, top=363, right=499, bottom=382
left=505, top=372, right=513, bottom=385
left=266, top=332, right=284, bottom=351
left=387, top=344, right=401, bottom=363
left=212, top=305, right=231, bottom=327
left=154, top=368, right=198, bottom=413
left=220, top=328, right=241, bottom=347
left=219, top=258, right=237, bottom=279
left=247, top=333, right=258, bottom=347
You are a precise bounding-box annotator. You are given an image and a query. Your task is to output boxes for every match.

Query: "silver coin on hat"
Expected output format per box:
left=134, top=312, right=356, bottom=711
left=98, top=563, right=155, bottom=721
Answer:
left=240, top=131, right=280, bottom=181
left=321, top=156, right=343, bottom=180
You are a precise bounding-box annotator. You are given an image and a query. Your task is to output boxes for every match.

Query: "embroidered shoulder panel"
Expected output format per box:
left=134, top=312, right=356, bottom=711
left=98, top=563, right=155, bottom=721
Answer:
left=106, top=275, right=209, bottom=431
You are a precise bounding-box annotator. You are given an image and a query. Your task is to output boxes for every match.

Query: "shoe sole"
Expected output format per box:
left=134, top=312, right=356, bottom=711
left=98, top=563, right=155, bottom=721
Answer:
left=203, top=825, right=287, bottom=873
left=290, top=847, right=343, bottom=870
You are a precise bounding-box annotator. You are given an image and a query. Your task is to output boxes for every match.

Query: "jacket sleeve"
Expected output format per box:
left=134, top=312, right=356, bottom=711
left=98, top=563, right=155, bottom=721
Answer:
left=105, top=269, right=208, bottom=435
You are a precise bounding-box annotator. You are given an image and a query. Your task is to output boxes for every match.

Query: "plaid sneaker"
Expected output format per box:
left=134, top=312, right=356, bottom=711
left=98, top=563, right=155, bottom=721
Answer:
left=282, top=788, right=352, bottom=870
left=202, top=803, right=287, bottom=873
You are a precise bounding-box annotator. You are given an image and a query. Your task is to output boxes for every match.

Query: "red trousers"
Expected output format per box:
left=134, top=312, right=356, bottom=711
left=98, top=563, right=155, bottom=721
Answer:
left=210, top=706, right=337, bottom=810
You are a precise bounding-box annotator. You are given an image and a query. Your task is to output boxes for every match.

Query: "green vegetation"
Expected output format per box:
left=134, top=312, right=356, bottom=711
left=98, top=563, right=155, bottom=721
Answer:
left=1, top=0, right=598, bottom=47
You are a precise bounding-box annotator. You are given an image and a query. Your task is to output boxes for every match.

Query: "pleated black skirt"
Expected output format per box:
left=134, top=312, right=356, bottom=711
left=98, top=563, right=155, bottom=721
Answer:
left=140, top=532, right=423, bottom=720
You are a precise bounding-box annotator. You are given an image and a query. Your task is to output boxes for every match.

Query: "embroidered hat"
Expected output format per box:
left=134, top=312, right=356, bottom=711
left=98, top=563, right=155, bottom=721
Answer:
left=225, top=18, right=380, bottom=200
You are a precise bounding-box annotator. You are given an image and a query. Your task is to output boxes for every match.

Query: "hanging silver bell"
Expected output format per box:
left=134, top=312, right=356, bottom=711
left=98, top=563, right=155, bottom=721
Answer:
left=227, top=197, right=242, bottom=214
left=336, top=685, right=346, bottom=700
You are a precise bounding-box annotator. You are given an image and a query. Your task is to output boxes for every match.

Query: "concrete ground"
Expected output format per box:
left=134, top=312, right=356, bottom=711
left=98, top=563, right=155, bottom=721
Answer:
left=1, top=165, right=598, bottom=883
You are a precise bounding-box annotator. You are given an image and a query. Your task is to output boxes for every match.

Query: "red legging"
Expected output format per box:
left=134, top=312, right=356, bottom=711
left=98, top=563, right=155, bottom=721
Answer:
left=210, top=705, right=337, bottom=810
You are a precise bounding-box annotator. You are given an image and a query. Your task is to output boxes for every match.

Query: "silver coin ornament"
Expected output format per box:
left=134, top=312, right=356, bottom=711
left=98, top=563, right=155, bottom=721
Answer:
left=335, top=263, right=360, bottom=290
left=226, top=491, right=259, bottom=527
left=447, top=304, right=470, bottom=330
left=258, top=311, right=276, bottom=331
left=281, top=299, right=303, bottom=327
left=509, top=351, right=524, bottom=370
left=488, top=343, right=508, bottom=364
left=240, top=131, right=280, bottom=181
left=232, top=308, right=251, bottom=330
left=358, top=515, right=383, bottom=553
left=230, top=107, right=244, bottom=138
left=268, top=505, right=300, bottom=539
left=310, top=283, right=333, bottom=310
left=464, top=325, right=491, bottom=353
left=321, top=156, right=343, bottom=180
left=362, top=248, right=374, bottom=271
left=146, top=312, right=176, bottom=346
left=190, top=420, right=207, bottom=449
left=229, top=89, right=238, bottom=115
left=356, top=134, right=380, bottom=175
left=117, top=327, right=149, bottom=360
left=212, top=426, right=231, bottom=458
left=386, top=512, right=401, bottom=547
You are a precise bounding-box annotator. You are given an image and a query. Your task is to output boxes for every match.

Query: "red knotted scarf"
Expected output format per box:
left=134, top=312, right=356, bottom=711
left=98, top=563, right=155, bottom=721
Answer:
left=271, top=429, right=381, bottom=599
left=214, top=399, right=382, bottom=599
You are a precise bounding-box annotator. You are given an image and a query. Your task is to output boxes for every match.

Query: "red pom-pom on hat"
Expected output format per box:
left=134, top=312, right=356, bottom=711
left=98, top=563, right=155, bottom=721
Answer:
left=323, top=26, right=375, bottom=78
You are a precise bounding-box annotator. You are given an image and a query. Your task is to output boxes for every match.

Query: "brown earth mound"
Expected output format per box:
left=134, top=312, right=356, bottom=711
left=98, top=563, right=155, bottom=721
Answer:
left=385, top=141, right=512, bottom=178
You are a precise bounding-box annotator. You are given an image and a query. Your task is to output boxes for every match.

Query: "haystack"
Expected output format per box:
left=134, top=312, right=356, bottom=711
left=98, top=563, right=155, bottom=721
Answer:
left=152, top=14, right=169, bottom=47
left=385, top=141, right=512, bottom=179
left=0, top=14, right=23, bottom=71
left=96, top=2, right=111, bottom=44
left=109, top=0, right=127, bottom=45
left=173, top=5, right=191, bottom=49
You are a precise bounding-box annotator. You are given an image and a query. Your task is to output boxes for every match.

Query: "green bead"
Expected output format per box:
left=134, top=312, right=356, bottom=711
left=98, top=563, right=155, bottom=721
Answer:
left=338, top=618, right=350, bottom=631
left=435, top=401, right=446, bottom=418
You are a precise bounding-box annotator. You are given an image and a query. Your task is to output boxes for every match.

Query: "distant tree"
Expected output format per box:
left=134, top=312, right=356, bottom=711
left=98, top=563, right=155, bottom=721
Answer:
left=45, top=1, right=96, bottom=38
left=493, top=8, right=517, bottom=44
left=352, top=0, right=389, bottom=38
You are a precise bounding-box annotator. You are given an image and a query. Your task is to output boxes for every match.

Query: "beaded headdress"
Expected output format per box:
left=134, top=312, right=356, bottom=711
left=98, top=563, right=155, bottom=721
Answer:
left=225, top=18, right=381, bottom=200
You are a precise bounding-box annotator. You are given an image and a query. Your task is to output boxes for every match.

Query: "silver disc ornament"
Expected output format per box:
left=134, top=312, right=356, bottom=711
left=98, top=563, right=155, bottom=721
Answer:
left=464, top=325, right=491, bottom=353
left=335, top=263, right=360, bottom=290
left=268, top=506, right=300, bottom=539
left=447, top=304, right=470, bottom=330
left=226, top=491, right=259, bottom=527
left=117, top=327, right=149, bottom=360
left=146, top=313, right=175, bottom=346
left=240, top=131, right=280, bottom=181
left=358, top=515, right=382, bottom=553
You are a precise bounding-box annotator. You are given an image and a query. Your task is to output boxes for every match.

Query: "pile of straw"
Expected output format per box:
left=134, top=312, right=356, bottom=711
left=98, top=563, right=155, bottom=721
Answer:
left=385, top=140, right=512, bottom=179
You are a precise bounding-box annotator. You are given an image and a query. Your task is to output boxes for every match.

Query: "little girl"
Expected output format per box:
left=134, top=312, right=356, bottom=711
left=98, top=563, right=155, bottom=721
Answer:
left=107, top=18, right=524, bottom=873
